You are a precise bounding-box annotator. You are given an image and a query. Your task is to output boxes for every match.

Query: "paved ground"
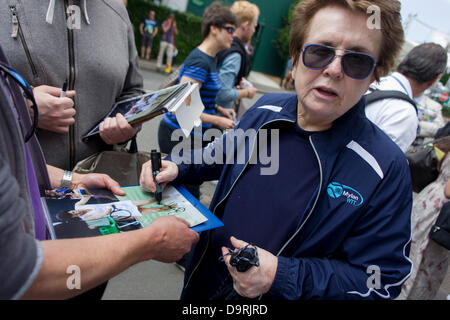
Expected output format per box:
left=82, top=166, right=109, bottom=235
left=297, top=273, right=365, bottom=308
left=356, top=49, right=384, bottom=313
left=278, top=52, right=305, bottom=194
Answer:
left=102, top=59, right=449, bottom=300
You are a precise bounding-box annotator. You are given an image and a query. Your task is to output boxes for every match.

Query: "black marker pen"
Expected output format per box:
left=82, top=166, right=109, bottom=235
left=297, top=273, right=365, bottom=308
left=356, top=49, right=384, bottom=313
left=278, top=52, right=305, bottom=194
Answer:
left=150, top=149, right=162, bottom=204
left=60, top=79, right=68, bottom=98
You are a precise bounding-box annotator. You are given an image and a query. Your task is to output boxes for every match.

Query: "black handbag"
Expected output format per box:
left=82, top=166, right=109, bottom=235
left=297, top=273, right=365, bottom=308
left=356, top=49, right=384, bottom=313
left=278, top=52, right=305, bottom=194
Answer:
left=405, top=143, right=441, bottom=193
left=429, top=201, right=450, bottom=250
left=73, top=137, right=151, bottom=187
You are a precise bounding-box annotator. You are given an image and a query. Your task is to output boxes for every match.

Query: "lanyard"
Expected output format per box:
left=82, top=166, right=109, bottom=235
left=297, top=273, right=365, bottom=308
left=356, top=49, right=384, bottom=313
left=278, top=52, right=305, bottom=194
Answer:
left=391, top=74, right=411, bottom=97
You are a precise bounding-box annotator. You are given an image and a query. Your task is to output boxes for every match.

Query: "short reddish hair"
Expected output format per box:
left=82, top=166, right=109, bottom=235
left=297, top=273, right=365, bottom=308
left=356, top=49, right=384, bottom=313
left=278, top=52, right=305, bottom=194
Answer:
left=290, top=0, right=404, bottom=80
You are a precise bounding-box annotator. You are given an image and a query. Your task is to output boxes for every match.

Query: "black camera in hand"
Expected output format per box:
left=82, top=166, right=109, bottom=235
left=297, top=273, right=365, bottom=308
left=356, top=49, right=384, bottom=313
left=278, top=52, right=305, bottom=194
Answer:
left=220, top=243, right=260, bottom=272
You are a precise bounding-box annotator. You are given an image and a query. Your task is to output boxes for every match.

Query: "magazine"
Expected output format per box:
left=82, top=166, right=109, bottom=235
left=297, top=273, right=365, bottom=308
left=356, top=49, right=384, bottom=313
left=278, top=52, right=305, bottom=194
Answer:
left=41, top=185, right=223, bottom=240
left=116, top=186, right=208, bottom=228
left=82, top=81, right=200, bottom=141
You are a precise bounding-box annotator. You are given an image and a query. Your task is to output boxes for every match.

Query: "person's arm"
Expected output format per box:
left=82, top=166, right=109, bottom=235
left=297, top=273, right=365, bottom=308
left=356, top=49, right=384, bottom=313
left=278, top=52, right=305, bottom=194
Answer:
left=238, top=85, right=257, bottom=100
left=216, top=105, right=236, bottom=121
left=200, top=113, right=236, bottom=130
left=153, top=26, right=158, bottom=37
left=142, top=94, right=280, bottom=191
left=21, top=214, right=198, bottom=299
left=140, top=121, right=238, bottom=191
left=46, top=164, right=125, bottom=196
left=0, top=156, right=42, bottom=299
left=417, top=98, right=446, bottom=138
left=141, top=111, right=254, bottom=190
left=173, top=20, right=178, bottom=35
left=139, top=22, right=144, bottom=35
left=161, top=20, right=170, bottom=33
left=217, top=53, right=241, bottom=108
left=217, top=53, right=257, bottom=108
left=1, top=158, right=199, bottom=300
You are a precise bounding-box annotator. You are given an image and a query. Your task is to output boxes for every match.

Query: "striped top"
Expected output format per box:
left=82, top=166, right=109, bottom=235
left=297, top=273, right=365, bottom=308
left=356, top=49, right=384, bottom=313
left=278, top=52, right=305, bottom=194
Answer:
left=163, top=48, right=221, bottom=133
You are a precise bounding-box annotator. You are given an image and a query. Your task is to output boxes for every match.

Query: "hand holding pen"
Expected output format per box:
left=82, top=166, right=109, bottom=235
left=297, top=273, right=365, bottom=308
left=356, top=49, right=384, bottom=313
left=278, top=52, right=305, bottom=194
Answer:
left=139, top=157, right=179, bottom=198
left=31, top=79, right=76, bottom=134
left=151, top=149, right=163, bottom=204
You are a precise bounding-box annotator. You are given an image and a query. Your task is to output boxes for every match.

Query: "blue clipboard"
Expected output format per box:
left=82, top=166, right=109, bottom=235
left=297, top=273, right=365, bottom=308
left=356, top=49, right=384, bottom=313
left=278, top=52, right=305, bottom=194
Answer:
left=173, top=185, right=224, bottom=232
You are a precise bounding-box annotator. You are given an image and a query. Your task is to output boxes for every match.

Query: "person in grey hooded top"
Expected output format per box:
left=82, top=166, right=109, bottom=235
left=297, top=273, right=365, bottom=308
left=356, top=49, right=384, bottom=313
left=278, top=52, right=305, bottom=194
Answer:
left=0, top=44, right=199, bottom=299
left=0, top=0, right=144, bottom=170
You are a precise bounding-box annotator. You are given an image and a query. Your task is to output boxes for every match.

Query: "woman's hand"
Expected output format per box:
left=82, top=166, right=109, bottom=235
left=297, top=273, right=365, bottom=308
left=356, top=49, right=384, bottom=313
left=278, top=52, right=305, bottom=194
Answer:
left=140, top=160, right=179, bottom=193
left=216, top=105, right=236, bottom=121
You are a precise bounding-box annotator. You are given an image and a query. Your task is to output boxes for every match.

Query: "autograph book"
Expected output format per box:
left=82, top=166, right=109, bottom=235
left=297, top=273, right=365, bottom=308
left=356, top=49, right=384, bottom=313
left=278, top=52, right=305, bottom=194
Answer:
left=41, top=185, right=223, bottom=239
left=82, top=81, right=199, bottom=141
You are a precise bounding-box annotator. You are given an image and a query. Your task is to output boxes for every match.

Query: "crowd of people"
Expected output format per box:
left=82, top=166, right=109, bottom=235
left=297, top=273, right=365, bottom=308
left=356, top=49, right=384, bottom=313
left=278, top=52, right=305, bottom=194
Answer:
left=0, top=0, right=449, bottom=301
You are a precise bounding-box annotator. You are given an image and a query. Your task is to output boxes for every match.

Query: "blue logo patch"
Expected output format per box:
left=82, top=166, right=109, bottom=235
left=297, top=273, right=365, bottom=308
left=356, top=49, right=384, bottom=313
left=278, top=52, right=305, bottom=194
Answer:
left=327, top=182, right=363, bottom=206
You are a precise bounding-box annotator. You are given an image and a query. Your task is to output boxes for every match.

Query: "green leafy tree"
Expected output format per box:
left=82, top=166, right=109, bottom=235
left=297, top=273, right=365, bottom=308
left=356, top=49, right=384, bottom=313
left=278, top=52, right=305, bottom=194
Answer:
left=273, top=0, right=301, bottom=70
left=440, top=72, right=449, bottom=87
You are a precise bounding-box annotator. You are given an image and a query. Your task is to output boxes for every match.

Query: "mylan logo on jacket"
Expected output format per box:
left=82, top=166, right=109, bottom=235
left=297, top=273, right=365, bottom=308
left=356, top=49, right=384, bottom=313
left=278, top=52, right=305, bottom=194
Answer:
left=327, top=182, right=363, bottom=206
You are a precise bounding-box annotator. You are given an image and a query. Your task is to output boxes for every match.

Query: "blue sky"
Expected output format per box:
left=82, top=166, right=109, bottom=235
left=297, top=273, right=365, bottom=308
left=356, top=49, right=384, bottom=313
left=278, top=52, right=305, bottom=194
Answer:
left=400, top=0, right=450, bottom=45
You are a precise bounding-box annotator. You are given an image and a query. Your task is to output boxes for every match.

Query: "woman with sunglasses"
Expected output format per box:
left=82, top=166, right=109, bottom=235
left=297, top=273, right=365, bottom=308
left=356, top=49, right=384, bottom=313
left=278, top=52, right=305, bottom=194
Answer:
left=142, top=0, right=413, bottom=300
left=158, top=2, right=237, bottom=199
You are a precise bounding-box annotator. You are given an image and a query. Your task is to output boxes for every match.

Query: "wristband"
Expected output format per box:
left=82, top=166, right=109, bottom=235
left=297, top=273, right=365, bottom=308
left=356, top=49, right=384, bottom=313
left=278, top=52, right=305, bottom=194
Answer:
left=60, top=170, right=73, bottom=188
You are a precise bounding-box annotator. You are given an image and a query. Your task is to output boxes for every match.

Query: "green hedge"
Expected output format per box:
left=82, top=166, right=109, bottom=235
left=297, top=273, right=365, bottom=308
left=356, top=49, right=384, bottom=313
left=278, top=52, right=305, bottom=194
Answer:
left=440, top=72, right=449, bottom=86
left=273, top=0, right=301, bottom=72
left=127, top=0, right=202, bottom=64
left=442, top=106, right=450, bottom=118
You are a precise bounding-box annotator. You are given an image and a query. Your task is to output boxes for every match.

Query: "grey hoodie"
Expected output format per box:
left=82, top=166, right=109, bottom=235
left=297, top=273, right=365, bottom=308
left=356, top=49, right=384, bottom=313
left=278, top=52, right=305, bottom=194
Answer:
left=0, top=0, right=144, bottom=170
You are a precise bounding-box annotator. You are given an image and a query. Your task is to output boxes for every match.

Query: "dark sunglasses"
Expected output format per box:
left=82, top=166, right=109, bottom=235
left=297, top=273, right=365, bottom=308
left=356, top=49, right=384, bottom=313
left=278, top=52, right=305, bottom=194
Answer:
left=302, top=43, right=376, bottom=80
left=221, top=25, right=235, bottom=35
left=0, top=62, right=38, bottom=142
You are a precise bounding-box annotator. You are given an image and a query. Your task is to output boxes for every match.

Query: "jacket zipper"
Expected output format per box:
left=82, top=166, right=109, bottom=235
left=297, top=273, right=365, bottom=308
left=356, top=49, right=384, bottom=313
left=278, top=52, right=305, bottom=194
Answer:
left=184, top=119, right=324, bottom=299
left=183, top=118, right=296, bottom=292
left=255, top=135, right=324, bottom=300
left=65, top=0, right=76, bottom=169
left=9, top=6, right=38, bottom=78
left=275, top=135, right=323, bottom=256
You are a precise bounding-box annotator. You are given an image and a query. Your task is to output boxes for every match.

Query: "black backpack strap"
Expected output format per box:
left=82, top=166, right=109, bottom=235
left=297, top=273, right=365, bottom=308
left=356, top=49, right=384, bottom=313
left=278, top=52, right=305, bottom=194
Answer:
left=364, top=89, right=417, bottom=114
left=128, top=135, right=138, bottom=154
